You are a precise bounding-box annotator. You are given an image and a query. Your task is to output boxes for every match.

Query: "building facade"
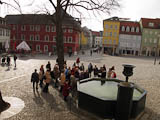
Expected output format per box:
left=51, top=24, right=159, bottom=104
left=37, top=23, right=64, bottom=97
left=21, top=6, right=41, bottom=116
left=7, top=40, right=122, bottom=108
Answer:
left=119, top=21, right=141, bottom=55
left=103, top=17, right=120, bottom=55
left=140, top=18, right=160, bottom=56
left=80, top=26, right=92, bottom=49
left=5, top=14, right=81, bottom=54
left=0, top=17, right=10, bottom=53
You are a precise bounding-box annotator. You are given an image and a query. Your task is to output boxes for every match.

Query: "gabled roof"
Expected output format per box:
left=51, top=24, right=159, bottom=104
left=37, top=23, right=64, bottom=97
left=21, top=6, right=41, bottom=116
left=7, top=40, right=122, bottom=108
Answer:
left=140, top=18, right=160, bottom=29
left=119, top=21, right=141, bottom=35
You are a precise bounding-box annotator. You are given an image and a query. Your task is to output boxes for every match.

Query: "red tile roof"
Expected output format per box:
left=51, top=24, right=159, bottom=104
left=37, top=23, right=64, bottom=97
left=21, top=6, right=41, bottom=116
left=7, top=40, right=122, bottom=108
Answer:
left=141, top=18, right=160, bottom=29
left=92, top=31, right=100, bottom=36
left=119, top=21, right=141, bottom=35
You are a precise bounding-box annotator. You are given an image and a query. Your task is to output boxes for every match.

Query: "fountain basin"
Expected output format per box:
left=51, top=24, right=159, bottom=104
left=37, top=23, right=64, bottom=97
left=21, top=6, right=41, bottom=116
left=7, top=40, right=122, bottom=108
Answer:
left=77, top=78, right=146, bottom=119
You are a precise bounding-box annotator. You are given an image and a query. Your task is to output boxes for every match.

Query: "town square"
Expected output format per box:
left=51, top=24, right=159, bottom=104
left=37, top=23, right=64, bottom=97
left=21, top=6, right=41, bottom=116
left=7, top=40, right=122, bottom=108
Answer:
left=1, top=0, right=160, bottom=120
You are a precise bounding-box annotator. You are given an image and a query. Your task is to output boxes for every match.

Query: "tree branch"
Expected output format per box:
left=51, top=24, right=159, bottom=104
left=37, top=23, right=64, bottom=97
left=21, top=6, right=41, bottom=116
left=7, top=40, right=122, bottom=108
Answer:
left=49, top=0, right=56, bottom=10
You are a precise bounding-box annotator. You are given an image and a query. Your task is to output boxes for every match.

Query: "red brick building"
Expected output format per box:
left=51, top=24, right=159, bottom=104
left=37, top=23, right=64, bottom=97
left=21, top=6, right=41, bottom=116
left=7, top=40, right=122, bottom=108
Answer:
left=5, top=14, right=81, bottom=54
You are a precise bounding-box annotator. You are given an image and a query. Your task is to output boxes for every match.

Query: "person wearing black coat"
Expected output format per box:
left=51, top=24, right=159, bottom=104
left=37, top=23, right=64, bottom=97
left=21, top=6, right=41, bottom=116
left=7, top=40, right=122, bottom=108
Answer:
left=46, top=61, right=51, bottom=71
left=31, top=69, right=39, bottom=90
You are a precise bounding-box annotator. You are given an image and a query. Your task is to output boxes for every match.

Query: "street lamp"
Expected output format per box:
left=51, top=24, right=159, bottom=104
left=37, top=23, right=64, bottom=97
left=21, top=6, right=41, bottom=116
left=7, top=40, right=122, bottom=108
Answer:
left=154, top=34, right=160, bottom=65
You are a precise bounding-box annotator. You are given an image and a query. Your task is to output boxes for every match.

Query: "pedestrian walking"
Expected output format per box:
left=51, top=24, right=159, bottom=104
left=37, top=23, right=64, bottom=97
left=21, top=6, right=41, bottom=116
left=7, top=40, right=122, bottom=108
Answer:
left=46, top=61, right=51, bottom=71
left=90, top=50, right=92, bottom=56
left=13, top=54, right=17, bottom=68
left=43, top=69, right=51, bottom=93
left=31, top=69, right=39, bottom=90
left=39, top=65, right=44, bottom=87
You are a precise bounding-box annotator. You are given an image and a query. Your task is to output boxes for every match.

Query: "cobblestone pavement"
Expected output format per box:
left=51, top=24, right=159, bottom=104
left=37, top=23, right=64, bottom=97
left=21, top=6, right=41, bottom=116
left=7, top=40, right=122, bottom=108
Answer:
left=0, top=51, right=160, bottom=120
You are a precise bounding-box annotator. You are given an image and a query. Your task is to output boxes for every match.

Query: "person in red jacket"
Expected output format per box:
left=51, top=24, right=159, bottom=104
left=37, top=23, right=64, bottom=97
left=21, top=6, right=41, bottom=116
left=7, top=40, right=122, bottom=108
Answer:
left=63, top=80, right=71, bottom=101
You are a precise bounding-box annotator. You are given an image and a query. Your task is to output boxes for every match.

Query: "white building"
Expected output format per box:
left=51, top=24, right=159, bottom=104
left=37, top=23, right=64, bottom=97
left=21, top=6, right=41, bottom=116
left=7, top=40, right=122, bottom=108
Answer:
left=0, top=17, right=10, bottom=53
left=95, top=36, right=103, bottom=47
left=118, top=21, right=141, bottom=55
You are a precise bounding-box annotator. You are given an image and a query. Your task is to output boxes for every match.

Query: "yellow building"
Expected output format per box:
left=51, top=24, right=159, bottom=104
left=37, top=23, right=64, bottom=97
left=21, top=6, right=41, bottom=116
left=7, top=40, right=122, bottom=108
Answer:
left=80, top=27, right=90, bottom=49
left=103, top=17, right=120, bottom=55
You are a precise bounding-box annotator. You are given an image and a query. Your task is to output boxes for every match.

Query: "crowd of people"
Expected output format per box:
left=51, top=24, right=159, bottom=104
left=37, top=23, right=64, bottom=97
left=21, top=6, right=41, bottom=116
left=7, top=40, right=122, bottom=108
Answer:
left=31, top=57, right=117, bottom=102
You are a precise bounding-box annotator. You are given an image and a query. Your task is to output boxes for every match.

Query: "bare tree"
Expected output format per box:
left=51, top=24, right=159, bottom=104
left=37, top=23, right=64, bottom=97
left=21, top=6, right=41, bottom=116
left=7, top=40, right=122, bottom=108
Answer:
left=1, top=0, right=120, bottom=71
left=49, top=0, right=120, bottom=71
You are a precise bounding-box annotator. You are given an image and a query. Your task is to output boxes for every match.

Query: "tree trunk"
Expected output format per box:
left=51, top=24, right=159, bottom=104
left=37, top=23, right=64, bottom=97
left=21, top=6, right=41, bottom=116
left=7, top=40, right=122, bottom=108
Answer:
left=0, top=91, right=10, bottom=113
left=56, top=0, right=64, bottom=71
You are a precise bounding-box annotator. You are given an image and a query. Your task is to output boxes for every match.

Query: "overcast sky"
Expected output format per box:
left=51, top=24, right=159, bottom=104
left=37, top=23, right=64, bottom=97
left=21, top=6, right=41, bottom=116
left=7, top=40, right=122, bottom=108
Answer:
left=0, top=0, right=160, bottom=31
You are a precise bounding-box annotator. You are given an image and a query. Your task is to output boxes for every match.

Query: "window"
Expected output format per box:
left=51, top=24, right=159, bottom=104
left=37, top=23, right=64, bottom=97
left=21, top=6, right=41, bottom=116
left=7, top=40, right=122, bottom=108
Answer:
left=21, top=34, right=25, bottom=40
left=105, top=24, right=108, bottom=29
left=131, top=27, right=135, bottom=32
left=109, top=39, right=112, bottom=44
left=45, top=35, right=49, bottom=41
left=30, top=35, right=34, bottom=41
left=44, top=45, right=48, bottom=52
left=35, top=25, right=40, bottom=31
left=136, top=27, right=139, bottom=32
left=35, top=35, right=40, bottom=41
left=106, top=32, right=108, bottom=36
left=110, top=25, right=112, bottom=29
left=155, top=31, right=158, bottom=35
left=13, top=36, right=16, bottom=40
left=68, top=37, right=72, bottom=43
left=51, top=26, right=55, bottom=32
left=46, top=25, right=50, bottom=32
left=30, top=25, right=34, bottom=31
left=36, top=45, right=40, bottom=52
left=148, top=22, right=154, bottom=27
left=63, top=36, right=66, bottom=43
left=68, top=28, right=73, bottom=33
left=126, top=26, right=130, bottom=32
left=21, top=25, right=26, bottom=31
left=113, top=40, right=116, bottom=44
left=150, top=38, right=152, bottom=43
left=122, top=26, right=125, bottom=31
left=144, top=38, right=147, bottom=43
left=13, top=25, right=16, bottom=30
left=114, top=32, right=117, bottom=37
left=53, top=36, right=56, bottom=41
left=115, top=25, right=117, bottom=29
left=154, top=39, right=157, bottom=43
left=63, top=28, right=66, bottom=33
left=110, top=32, right=112, bottom=36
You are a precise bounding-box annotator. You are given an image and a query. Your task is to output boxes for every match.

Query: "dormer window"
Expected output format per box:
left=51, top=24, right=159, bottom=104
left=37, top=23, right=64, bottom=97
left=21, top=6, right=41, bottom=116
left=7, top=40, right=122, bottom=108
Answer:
left=126, top=26, right=130, bottom=32
left=148, top=22, right=154, bottom=27
left=131, top=27, right=135, bottom=32
left=121, top=26, right=125, bottom=31
left=136, top=27, right=139, bottom=33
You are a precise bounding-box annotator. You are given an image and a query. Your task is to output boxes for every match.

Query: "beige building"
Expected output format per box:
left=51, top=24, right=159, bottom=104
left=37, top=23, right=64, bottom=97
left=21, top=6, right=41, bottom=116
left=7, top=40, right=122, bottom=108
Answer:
left=0, top=17, right=10, bottom=53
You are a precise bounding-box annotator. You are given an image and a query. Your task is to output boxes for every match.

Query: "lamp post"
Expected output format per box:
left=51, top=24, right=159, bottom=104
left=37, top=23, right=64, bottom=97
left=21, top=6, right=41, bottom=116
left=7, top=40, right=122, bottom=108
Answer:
left=154, top=34, right=160, bottom=65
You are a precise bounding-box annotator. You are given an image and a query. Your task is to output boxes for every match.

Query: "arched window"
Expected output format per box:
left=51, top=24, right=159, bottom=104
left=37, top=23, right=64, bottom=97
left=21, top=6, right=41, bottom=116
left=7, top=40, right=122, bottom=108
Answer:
left=131, top=27, right=135, bottom=32
left=121, top=26, right=125, bottom=31
left=136, top=27, right=139, bottom=32
left=126, top=26, right=130, bottom=32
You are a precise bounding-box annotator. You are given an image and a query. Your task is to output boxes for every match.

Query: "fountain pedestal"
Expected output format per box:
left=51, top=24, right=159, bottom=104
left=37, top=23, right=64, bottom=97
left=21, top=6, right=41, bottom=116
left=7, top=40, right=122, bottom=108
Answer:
left=116, top=64, right=135, bottom=120
left=116, top=82, right=134, bottom=120
left=0, top=91, right=10, bottom=113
